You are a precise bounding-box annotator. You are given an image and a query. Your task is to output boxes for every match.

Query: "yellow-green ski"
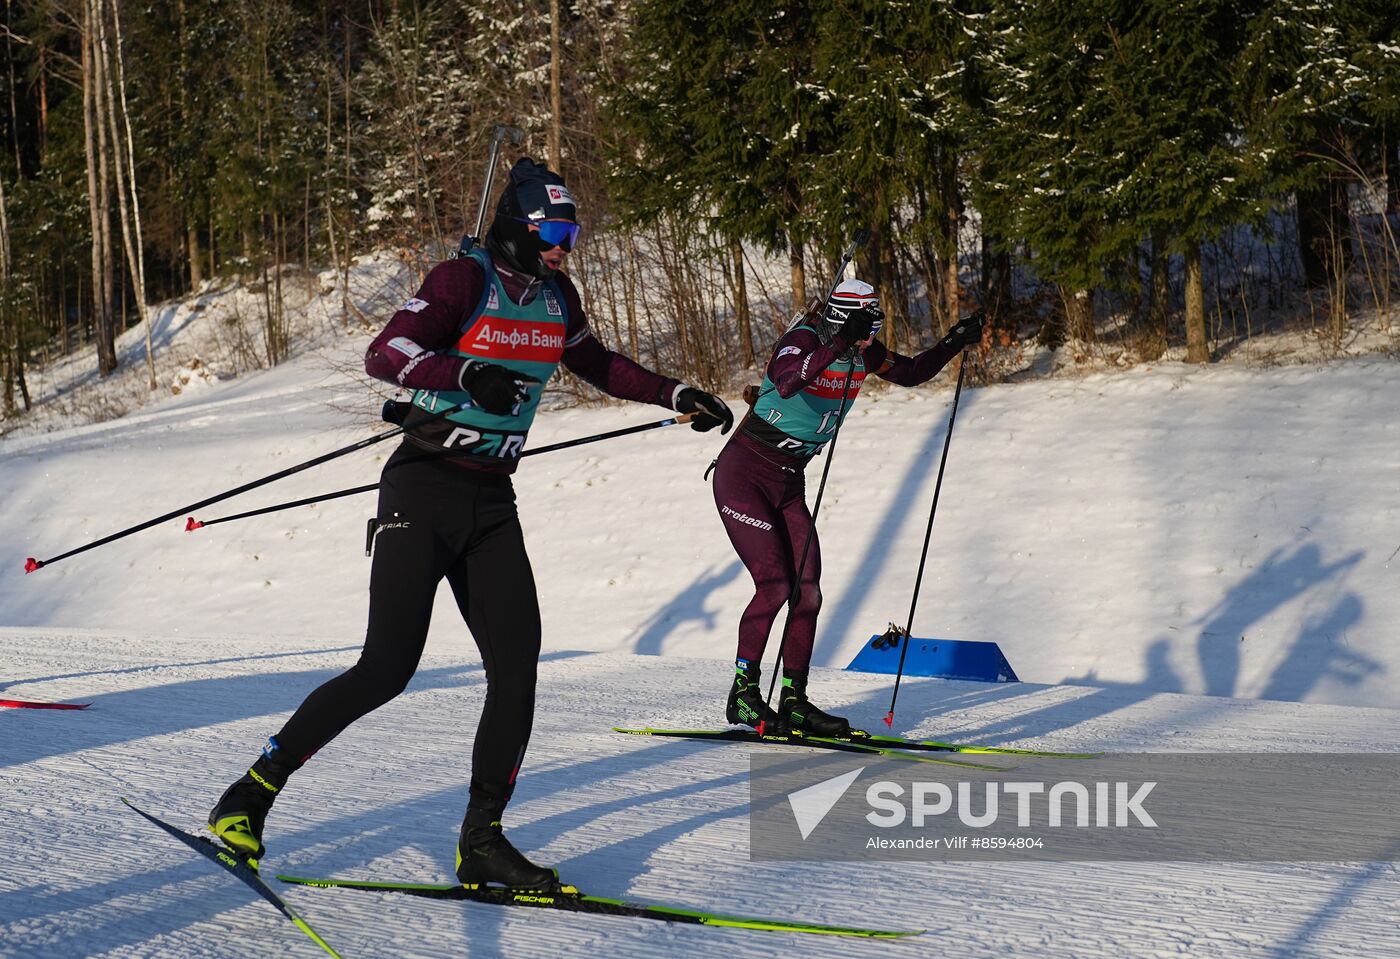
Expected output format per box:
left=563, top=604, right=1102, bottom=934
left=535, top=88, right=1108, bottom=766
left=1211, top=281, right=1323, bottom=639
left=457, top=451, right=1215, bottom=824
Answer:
left=122, top=798, right=343, bottom=958
left=853, top=730, right=1100, bottom=758
left=615, top=725, right=1097, bottom=759
left=277, top=874, right=922, bottom=938
left=612, top=726, right=1015, bottom=769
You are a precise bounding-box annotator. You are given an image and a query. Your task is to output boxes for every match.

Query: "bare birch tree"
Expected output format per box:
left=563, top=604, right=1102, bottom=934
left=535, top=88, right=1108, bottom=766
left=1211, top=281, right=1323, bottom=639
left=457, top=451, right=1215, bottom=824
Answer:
left=81, top=0, right=116, bottom=375
left=107, top=0, right=153, bottom=387
left=94, top=0, right=152, bottom=387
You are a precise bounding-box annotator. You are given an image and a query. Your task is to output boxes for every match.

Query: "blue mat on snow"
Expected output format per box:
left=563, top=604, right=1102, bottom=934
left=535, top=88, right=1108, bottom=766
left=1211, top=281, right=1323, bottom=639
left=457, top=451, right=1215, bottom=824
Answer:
left=846, top=635, right=1018, bottom=683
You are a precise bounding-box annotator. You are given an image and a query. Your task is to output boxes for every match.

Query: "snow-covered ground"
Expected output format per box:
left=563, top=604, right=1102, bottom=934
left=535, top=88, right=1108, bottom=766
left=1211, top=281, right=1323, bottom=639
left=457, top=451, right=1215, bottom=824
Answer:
left=2, top=265, right=1399, bottom=956
left=4, top=633, right=1400, bottom=959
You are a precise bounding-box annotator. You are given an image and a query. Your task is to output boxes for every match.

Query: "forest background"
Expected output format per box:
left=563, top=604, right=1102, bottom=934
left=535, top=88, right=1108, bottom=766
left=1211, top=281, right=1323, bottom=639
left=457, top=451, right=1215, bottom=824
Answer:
left=0, top=0, right=1396, bottom=420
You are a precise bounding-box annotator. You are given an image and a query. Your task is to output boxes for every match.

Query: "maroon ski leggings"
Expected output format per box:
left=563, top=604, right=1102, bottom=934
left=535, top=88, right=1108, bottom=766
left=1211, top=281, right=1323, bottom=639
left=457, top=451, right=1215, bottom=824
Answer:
left=711, top=436, right=821, bottom=672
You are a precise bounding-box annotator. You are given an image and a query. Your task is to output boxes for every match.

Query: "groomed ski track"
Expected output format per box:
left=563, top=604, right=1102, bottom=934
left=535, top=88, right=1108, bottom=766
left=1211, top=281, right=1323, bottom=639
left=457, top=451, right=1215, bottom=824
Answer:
left=3, top=629, right=1398, bottom=959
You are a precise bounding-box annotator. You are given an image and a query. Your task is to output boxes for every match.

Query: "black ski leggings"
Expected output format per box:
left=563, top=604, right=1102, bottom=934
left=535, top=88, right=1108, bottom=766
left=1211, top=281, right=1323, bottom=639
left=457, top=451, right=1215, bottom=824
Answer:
left=274, top=444, right=541, bottom=810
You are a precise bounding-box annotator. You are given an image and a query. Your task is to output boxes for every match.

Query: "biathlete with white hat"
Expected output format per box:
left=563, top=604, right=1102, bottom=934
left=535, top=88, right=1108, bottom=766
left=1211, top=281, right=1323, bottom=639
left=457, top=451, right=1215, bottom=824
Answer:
left=710, top=280, right=984, bottom=736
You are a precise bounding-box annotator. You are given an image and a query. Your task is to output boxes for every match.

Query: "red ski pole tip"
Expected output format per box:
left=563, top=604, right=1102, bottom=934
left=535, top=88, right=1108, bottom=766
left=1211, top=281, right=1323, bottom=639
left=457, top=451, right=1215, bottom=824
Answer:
left=883, top=711, right=895, bottom=728
left=185, top=517, right=203, bottom=532
left=24, top=557, right=41, bottom=574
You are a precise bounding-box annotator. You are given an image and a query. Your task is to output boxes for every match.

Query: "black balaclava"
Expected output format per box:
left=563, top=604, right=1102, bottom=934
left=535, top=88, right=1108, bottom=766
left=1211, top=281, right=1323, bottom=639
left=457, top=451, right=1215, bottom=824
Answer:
left=484, top=158, right=577, bottom=280
left=814, top=278, right=880, bottom=361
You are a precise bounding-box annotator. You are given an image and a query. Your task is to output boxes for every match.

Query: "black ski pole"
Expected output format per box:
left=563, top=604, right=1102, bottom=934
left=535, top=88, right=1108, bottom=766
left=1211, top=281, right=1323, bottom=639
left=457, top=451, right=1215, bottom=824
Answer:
left=453, top=123, right=523, bottom=259
left=22, top=401, right=466, bottom=573
left=187, top=412, right=699, bottom=530
left=882, top=353, right=969, bottom=728
left=523, top=411, right=695, bottom=457
left=759, top=228, right=870, bottom=721
left=186, top=484, right=378, bottom=531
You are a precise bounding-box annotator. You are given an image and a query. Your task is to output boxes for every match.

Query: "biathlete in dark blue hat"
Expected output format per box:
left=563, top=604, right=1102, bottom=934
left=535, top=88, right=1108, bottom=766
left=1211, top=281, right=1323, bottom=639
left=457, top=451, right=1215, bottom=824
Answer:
left=207, top=158, right=732, bottom=889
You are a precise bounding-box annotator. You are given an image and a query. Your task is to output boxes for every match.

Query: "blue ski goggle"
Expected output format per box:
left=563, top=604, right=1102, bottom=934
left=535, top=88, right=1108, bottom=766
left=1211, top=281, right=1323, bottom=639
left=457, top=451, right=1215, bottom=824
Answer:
left=511, top=217, right=581, bottom=252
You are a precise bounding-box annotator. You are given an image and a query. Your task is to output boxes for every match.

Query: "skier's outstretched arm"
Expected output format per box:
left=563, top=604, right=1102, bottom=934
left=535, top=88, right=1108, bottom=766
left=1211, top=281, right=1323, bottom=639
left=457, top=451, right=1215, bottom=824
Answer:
left=558, top=275, right=732, bottom=433
left=872, top=311, right=984, bottom=386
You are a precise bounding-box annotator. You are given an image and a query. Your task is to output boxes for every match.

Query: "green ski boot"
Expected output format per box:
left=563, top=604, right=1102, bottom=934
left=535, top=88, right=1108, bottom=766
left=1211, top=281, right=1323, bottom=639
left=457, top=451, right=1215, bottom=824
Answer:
left=725, top=659, right=787, bottom=736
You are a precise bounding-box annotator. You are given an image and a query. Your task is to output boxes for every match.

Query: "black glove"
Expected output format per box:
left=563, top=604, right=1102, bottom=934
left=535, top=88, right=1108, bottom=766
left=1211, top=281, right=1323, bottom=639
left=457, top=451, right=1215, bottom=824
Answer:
left=942, top=310, right=985, bottom=350
left=459, top=360, right=538, bottom=416
left=381, top=399, right=410, bottom=425
left=838, top=303, right=884, bottom=344
left=675, top=387, right=734, bottom=434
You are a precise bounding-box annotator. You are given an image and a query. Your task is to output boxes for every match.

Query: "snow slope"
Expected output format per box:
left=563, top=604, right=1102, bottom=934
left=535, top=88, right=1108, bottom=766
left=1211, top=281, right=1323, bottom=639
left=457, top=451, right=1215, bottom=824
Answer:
left=2, top=337, right=1397, bottom=708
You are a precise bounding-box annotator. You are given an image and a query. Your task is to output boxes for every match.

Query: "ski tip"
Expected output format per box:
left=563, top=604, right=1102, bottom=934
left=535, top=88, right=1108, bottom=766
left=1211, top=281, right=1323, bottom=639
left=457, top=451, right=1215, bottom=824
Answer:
left=185, top=517, right=203, bottom=532
left=24, top=557, right=41, bottom=574
left=1, top=698, right=90, bottom=710
left=882, top=711, right=894, bottom=728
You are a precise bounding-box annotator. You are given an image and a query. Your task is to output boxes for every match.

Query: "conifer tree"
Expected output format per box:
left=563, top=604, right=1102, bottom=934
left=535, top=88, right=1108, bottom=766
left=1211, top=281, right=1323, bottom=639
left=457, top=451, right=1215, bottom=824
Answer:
left=975, top=0, right=1128, bottom=346
left=977, top=0, right=1271, bottom=359
left=607, top=0, right=831, bottom=308
left=807, top=0, right=982, bottom=337
left=1238, top=0, right=1400, bottom=312
left=1098, top=0, right=1265, bottom=362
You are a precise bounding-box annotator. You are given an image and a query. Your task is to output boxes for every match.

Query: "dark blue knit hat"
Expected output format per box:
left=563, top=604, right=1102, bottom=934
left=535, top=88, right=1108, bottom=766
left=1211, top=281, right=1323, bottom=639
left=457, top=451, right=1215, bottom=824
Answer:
left=496, top=158, right=577, bottom=223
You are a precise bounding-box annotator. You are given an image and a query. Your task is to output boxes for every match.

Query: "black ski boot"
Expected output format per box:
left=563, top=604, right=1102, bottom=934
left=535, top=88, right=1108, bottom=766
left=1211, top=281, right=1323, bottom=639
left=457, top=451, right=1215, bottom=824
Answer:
left=725, top=659, right=786, bottom=736
left=780, top=671, right=851, bottom=737
left=208, top=743, right=298, bottom=865
left=456, top=806, right=557, bottom=889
